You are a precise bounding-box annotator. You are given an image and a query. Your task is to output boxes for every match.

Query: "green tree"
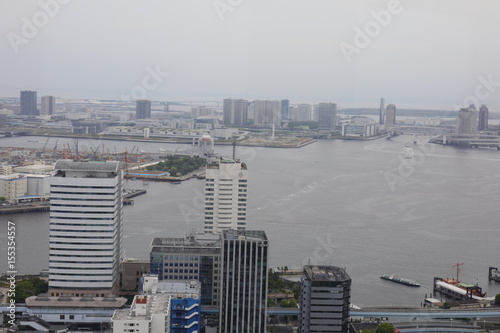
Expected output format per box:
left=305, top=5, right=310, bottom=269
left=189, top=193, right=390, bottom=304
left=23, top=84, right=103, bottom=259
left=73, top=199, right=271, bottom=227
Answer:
left=289, top=298, right=297, bottom=308
left=11, top=278, right=48, bottom=303
left=267, top=298, right=276, bottom=307
left=0, top=196, right=6, bottom=202
left=359, top=330, right=376, bottom=333
left=376, top=323, right=396, bottom=333
left=495, top=294, right=500, bottom=305
left=440, top=302, right=451, bottom=309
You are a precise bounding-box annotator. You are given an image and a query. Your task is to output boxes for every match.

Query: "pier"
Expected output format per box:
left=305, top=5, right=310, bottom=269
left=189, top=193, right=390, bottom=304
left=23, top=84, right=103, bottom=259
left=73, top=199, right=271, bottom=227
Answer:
left=0, top=203, right=50, bottom=215
left=489, top=267, right=500, bottom=282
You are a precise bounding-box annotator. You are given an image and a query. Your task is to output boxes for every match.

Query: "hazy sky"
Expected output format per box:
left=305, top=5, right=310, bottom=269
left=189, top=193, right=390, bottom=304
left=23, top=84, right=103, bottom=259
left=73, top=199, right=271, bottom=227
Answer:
left=2, top=0, right=500, bottom=110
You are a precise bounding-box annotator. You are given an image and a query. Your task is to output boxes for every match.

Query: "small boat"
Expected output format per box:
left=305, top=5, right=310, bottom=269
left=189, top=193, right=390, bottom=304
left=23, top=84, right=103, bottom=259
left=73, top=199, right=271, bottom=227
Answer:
left=173, top=181, right=181, bottom=184
left=404, top=145, right=414, bottom=159
left=381, top=274, right=420, bottom=287
left=28, top=140, right=40, bottom=143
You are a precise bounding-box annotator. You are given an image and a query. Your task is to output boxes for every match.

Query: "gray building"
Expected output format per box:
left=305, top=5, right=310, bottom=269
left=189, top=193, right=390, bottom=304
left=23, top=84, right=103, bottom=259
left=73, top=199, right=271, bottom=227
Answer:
left=300, top=265, right=351, bottom=333
left=223, top=98, right=248, bottom=126
left=150, top=232, right=222, bottom=306
left=385, top=104, right=396, bottom=125
left=281, top=99, right=290, bottom=121
left=478, top=104, right=489, bottom=131
left=20, top=90, right=38, bottom=115
left=219, top=230, right=268, bottom=333
left=379, top=97, right=385, bottom=125
left=457, top=105, right=477, bottom=134
left=253, top=100, right=281, bottom=126
left=317, top=103, right=337, bottom=131
left=136, top=99, right=151, bottom=119
left=41, top=95, right=56, bottom=115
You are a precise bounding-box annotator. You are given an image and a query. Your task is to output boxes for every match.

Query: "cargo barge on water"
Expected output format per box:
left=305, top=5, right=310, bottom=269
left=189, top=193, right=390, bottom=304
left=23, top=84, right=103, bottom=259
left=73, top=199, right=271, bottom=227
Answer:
left=489, top=267, right=500, bottom=283
left=380, top=275, right=420, bottom=287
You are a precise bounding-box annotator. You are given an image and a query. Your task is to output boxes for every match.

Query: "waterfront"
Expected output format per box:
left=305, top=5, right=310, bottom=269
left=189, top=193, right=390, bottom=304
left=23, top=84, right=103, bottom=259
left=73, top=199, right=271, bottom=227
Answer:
left=1, top=135, right=500, bottom=306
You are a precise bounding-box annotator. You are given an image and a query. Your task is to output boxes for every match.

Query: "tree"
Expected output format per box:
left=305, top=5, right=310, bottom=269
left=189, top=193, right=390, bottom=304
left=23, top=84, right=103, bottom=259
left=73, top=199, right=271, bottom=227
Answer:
left=267, top=298, right=276, bottom=307
left=0, top=196, right=6, bottom=202
left=440, top=302, right=451, bottom=309
left=11, top=278, right=48, bottom=303
left=376, top=323, right=396, bottom=333
left=495, top=294, right=500, bottom=305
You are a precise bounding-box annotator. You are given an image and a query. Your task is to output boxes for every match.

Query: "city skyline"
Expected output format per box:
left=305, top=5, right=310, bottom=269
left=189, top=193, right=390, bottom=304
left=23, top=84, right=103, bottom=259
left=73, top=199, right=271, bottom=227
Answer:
left=2, top=1, right=500, bottom=110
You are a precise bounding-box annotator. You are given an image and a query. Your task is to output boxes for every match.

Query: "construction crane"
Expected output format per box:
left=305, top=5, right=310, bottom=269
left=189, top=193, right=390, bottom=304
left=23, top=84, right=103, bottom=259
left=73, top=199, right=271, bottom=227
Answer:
left=42, top=138, right=50, bottom=152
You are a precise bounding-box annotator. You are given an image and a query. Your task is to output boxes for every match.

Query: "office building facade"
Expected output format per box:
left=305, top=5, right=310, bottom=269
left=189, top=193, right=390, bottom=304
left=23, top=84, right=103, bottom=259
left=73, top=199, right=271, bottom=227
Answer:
left=219, top=230, right=268, bottom=333
left=478, top=104, right=489, bottom=131
left=223, top=98, right=248, bottom=126
left=49, top=160, right=124, bottom=296
left=204, top=157, right=248, bottom=233
left=41, top=96, right=56, bottom=115
left=20, top=90, right=38, bottom=116
left=300, top=265, right=351, bottom=333
left=317, top=103, right=337, bottom=131
left=136, top=100, right=152, bottom=119
left=385, top=104, right=396, bottom=125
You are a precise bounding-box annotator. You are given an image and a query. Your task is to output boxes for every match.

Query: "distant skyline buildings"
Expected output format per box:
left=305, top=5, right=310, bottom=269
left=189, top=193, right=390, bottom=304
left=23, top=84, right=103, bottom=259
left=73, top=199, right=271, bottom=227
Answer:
left=223, top=98, right=248, bottom=126
left=135, top=99, right=151, bottom=119
left=478, top=105, right=489, bottom=131
left=317, top=103, right=337, bottom=131
left=457, top=105, right=477, bottom=135
left=253, top=100, right=281, bottom=126
left=379, top=98, right=385, bottom=125
left=385, top=104, right=396, bottom=125
left=20, top=90, right=38, bottom=116
left=41, top=95, right=56, bottom=115
left=281, top=99, right=290, bottom=121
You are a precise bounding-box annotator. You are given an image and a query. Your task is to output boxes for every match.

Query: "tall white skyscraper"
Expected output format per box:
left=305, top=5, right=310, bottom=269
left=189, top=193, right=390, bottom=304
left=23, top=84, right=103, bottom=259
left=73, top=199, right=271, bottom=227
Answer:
left=379, top=97, right=385, bottom=124
left=385, top=104, right=396, bottom=125
left=457, top=105, right=477, bottom=134
left=49, top=160, right=124, bottom=296
left=41, top=96, right=56, bottom=115
left=204, top=157, right=248, bottom=234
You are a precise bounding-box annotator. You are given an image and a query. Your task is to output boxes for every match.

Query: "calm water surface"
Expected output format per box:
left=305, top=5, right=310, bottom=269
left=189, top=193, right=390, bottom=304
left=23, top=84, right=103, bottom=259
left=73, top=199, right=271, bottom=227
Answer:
left=1, top=135, right=500, bottom=306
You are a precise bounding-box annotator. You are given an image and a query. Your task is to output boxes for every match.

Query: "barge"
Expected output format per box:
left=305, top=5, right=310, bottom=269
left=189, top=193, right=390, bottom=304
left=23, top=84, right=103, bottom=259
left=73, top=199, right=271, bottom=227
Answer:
left=489, top=267, right=500, bottom=282
left=381, top=275, right=420, bottom=287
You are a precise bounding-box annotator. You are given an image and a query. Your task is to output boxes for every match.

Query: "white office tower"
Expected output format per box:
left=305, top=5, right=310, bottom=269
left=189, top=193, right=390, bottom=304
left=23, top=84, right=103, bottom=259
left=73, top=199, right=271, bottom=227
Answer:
left=41, top=95, right=56, bottom=115
left=204, top=157, right=248, bottom=234
left=49, top=160, right=124, bottom=297
left=253, top=100, right=281, bottom=126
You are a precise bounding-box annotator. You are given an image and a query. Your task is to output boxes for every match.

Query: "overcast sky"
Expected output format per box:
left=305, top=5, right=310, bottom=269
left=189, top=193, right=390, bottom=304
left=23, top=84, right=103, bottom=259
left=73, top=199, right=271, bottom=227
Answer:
left=2, top=0, right=500, bottom=110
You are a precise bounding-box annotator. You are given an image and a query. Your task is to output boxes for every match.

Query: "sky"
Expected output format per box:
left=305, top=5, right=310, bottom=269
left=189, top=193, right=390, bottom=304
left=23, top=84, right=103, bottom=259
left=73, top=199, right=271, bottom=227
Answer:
left=1, top=0, right=500, bottom=110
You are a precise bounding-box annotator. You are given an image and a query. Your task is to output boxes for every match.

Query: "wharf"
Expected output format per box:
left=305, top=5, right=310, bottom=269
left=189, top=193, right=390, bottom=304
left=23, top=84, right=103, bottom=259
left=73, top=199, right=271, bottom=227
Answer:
left=0, top=203, right=49, bottom=215
left=123, top=189, right=147, bottom=205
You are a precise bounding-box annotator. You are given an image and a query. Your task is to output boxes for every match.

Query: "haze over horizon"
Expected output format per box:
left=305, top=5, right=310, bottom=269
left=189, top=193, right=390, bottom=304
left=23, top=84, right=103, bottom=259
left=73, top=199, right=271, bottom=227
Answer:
left=2, top=0, right=500, bottom=111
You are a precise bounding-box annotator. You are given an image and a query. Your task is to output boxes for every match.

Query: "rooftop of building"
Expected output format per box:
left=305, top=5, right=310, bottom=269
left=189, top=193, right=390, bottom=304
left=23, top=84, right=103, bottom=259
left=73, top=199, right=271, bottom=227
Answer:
left=223, top=229, right=268, bottom=242
left=25, top=294, right=127, bottom=309
left=303, top=265, right=351, bottom=282
left=156, top=280, right=201, bottom=298
left=54, top=159, right=121, bottom=173
left=151, top=232, right=221, bottom=248
left=112, top=294, right=171, bottom=321
left=206, top=156, right=247, bottom=170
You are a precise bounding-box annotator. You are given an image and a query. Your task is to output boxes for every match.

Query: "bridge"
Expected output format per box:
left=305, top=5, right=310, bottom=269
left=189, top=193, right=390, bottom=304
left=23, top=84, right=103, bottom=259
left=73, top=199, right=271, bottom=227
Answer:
left=430, top=134, right=500, bottom=148
left=385, top=125, right=456, bottom=137
left=200, top=306, right=500, bottom=319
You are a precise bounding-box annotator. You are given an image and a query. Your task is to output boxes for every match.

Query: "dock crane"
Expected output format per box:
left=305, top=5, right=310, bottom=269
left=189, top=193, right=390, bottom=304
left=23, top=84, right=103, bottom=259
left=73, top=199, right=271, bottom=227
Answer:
left=452, top=263, right=464, bottom=283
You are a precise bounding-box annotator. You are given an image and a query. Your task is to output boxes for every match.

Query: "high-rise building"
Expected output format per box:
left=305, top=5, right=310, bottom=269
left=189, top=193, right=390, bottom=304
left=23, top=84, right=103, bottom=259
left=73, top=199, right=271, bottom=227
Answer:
left=317, top=103, right=337, bottom=131
left=385, top=104, right=396, bottom=125
left=457, top=105, right=477, bottom=134
left=20, top=90, right=38, bottom=116
left=49, top=160, right=124, bottom=296
left=204, top=157, right=248, bottom=234
left=300, top=265, right=351, bottom=333
left=253, top=100, right=281, bottom=126
left=281, top=99, right=290, bottom=121
left=223, top=98, right=248, bottom=126
left=478, top=104, right=489, bottom=131
left=150, top=232, right=222, bottom=306
left=379, top=98, right=385, bottom=125
left=41, top=96, right=56, bottom=115
left=136, top=100, right=152, bottom=119
left=296, top=104, right=312, bottom=121
left=219, top=230, right=268, bottom=333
